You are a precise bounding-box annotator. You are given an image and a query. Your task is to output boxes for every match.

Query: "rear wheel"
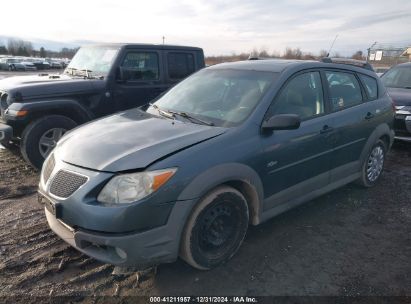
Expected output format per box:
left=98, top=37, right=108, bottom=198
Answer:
left=180, top=186, right=249, bottom=270
left=21, top=115, right=77, bottom=169
left=357, top=139, right=386, bottom=187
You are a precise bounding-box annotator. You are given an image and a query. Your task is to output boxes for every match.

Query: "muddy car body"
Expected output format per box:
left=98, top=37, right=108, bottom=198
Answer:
left=39, top=59, right=395, bottom=270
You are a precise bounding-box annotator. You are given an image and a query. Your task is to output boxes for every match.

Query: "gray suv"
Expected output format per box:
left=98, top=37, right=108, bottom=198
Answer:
left=38, top=58, right=395, bottom=270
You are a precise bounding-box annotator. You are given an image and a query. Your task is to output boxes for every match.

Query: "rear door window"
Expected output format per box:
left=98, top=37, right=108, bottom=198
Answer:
left=359, top=74, right=378, bottom=100
left=121, top=52, right=159, bottom=81
left=325, top=71, right=363, bottom=111
left=167, top=52, right=195, bottom=80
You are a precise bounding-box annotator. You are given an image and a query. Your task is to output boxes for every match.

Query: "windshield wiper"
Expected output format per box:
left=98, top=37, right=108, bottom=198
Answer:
left=149, top=104, right=214, bottom=126
left=149, top=103, right=175, bottom=120
left=167, top=110, right=214, bottom=126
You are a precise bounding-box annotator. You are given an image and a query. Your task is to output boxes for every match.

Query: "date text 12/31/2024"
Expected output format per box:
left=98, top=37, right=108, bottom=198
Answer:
left=149, top=297, right=258, bottom=303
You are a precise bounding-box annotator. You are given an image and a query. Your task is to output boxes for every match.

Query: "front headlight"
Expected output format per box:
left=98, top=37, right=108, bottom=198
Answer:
left=97, top=168, right=177, bottom=204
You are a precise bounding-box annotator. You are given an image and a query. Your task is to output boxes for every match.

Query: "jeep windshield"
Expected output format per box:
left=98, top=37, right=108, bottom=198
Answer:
left=147, top=69, right=277, bottom=127
left=381, top=66, right=411, bottom=89
left=65, top=46, right=120, bottom=78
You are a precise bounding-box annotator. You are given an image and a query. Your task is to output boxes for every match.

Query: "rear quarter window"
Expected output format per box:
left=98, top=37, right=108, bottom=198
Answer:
left=359, top=74, right=378, bottom=100
left=167, top=52, right=195, bottom=80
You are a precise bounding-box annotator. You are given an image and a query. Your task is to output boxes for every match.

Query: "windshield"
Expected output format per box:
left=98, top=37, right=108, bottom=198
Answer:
left=381, top=66, right=411, bottom=89
left=147, top=69, right=276, bottom=127
left=65, top=46, right=120, bottom=77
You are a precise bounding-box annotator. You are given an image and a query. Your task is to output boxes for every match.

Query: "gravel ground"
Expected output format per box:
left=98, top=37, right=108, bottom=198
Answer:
left=0, top=142, right=410, bottom=300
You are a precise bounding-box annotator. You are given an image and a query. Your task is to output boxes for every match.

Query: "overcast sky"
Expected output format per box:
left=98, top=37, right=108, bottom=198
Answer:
left=2, top=0, right=411, bottom=56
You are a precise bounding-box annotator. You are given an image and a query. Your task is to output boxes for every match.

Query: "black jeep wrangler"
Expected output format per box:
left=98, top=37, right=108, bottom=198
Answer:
left=0, top=44, right=205, bottom=168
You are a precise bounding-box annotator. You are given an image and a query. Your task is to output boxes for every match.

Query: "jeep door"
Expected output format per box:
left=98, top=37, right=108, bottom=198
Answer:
left=260, top=71, right=334, bottom=210
left=113, top=49, right=169, bottom=111
left=321, top=70, right=379, bottom=182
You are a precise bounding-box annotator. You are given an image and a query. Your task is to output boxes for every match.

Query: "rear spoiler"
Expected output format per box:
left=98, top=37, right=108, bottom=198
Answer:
left=320, top=57, right=374, bottom=71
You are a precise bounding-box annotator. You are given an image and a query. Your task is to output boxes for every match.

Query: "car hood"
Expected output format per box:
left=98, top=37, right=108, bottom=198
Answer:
left=387, top=87, right=411, bottom=106
left=56, top=109, right=227, bottom=172
left=0, top=73, right=102, bottom=99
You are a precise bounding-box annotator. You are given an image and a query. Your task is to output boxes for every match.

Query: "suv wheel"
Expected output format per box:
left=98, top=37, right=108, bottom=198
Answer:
left=180, top=186, right=249, bottom=270
left=21, top=115, right=77, bottom=169
left=358, top=139, right=386, bottom=187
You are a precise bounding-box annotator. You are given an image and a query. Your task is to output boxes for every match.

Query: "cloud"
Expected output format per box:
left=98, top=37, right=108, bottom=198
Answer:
left=0, top=0, right=410, bottom=56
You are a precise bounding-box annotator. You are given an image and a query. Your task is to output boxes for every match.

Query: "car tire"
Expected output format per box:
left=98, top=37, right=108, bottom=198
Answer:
left=20, top=115, right=77, bottom=169
left=180, top=186, right=249, bottom=270
left=357, top=139, right=387, bottom=187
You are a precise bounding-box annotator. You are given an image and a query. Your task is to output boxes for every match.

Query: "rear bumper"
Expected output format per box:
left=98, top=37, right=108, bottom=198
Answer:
left=0, top=123, right=12, bottom=142
left=45, top=198, right=195, bottom=269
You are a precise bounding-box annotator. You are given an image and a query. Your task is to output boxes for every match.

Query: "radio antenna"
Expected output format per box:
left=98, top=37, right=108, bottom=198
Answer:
left=327, top=34, right=339, bottom=57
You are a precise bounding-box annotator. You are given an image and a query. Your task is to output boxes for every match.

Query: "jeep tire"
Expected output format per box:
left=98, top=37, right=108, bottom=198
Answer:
left=21, top=115, right=77, bottom=169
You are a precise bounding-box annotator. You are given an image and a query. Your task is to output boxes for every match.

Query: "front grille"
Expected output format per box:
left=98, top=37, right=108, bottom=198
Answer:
left=42, top=154, right=55, bottom=183
left=50, top=170, right=88, bottom=198
left=394, top=117, right=407, bottom=132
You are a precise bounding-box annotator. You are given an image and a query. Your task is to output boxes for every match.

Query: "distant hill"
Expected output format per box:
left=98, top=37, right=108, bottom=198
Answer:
left=0, top=35, right=98, bottom=51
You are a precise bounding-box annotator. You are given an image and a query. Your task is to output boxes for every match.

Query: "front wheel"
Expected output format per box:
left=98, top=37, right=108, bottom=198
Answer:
left=20, top=115, right=77, bottom=169
left=357, top=139, right=386, bottom=187
left=180, top=186, right=249, bottom=270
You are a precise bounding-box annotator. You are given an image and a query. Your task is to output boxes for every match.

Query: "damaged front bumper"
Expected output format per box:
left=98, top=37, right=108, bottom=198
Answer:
left=44, top=197, right=195, bottom=269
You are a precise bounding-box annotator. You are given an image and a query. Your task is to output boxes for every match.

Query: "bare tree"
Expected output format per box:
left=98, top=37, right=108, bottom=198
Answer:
left=284, top=47, right=302, bottom=59
left=319, top=49, right=328, bottom=58
left=7, top=38, right=32, bottom=56
left=351, top=50, right=365, bottom=60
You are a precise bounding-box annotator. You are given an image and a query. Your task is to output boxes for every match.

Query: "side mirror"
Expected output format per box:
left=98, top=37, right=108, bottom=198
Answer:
left=262, top=114, right=301, bottom=131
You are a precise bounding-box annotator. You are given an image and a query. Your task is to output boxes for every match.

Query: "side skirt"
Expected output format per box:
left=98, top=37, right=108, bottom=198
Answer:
left=258, top=172, right=360, bottom=224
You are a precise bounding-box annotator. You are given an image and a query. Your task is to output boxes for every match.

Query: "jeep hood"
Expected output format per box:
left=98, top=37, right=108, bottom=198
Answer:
left=0, top=73, right=103, bottom=99
left=56, top=109, right=227, bottom=172
left=387, top=87, right=411, bottom=106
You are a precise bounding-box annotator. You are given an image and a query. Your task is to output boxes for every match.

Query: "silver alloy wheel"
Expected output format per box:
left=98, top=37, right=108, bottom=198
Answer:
left=39, top=128, right=66, bottom=158
left=366, top=146, right=384, bottom=182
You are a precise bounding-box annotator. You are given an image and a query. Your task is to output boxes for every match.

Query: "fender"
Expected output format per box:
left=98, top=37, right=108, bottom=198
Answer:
left=178, top=163, right=265, bottom=225
left=7, top=99, right=94, bottom=123
left=359, top=123, right=394, bottom=168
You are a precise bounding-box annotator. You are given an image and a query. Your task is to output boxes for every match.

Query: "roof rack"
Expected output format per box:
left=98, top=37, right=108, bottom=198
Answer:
left=320, top=57, right=374, bottom=71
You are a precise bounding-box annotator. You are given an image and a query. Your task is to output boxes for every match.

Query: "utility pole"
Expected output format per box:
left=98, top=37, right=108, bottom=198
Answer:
left=162, top=36, right=165, bottom=45
left=367, top=41, right=377, bottom=62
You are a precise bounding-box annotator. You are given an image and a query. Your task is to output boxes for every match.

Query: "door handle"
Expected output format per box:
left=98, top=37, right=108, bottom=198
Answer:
left=320, top=125, right=333, bottom=134
left=365, top=112, right=374, bottom=120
